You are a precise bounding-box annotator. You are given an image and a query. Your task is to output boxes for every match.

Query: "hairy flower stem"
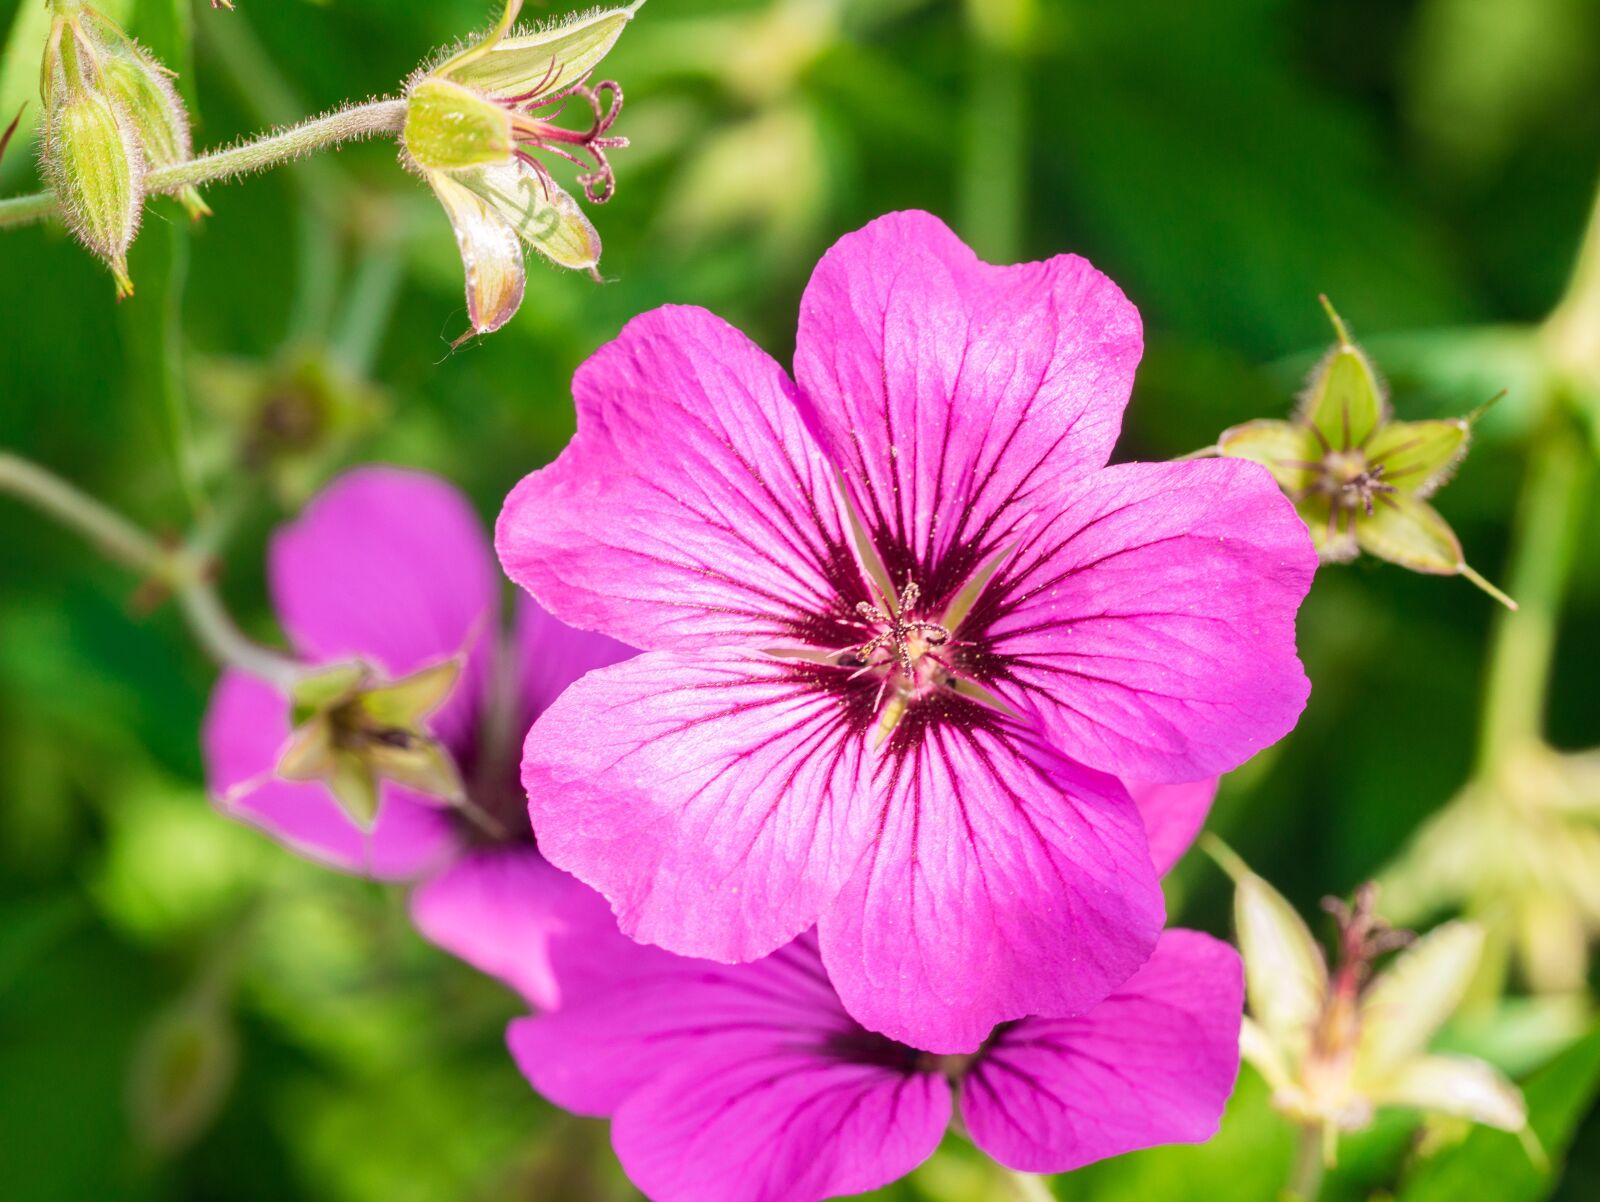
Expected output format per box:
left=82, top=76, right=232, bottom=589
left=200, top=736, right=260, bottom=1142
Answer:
left=0, top=452, right=299, bottom=688
left=0, top=99, right=408, bottom=230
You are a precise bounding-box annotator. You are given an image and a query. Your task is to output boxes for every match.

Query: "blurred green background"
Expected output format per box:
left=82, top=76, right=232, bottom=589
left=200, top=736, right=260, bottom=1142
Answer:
left=1, top=0, right=1598, bottom=1199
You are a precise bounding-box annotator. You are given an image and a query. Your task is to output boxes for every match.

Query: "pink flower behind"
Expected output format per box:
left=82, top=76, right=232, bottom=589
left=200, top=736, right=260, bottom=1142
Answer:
left=200, top=466, right=631, bottom=1007
left=498, top=211, right=1315, bottom=1051
left=511, top=917, right=1243, bottom=1202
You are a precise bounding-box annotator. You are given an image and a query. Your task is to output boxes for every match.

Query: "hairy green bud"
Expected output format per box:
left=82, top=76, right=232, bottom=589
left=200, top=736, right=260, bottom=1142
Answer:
left=88, top=9, right=210, bottom=221
left=39, top=9, right=144, bottom=296
left=44, top=87, right=143, bottom=297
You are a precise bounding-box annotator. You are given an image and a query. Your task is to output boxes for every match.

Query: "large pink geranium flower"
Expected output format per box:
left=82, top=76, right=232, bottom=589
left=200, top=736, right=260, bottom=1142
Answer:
left=497, top=211, right=1316, bottom=1051
left=202, top=466, right=630, bottom=1007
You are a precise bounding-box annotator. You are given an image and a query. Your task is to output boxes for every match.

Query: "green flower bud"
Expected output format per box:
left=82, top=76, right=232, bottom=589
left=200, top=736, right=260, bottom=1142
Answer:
left=87, top=10, right=210, bottom=221
left=39, top=9, right=144, bottom=296
left=43, top=85, right=143, bottom=297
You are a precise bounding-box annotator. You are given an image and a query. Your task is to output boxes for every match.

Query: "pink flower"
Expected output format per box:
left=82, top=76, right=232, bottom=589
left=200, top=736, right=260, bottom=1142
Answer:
left=510, top=920, right=1241, bottom=1202
left=201, top=466, right=631, bottom=1007
left=497, top=211, right=1313, bottom=1050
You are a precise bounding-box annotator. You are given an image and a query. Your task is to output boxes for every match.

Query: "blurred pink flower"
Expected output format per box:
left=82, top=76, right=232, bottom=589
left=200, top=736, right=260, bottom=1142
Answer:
left=202, top=466, right=631, bottom=1007
left=497, top=210, right=1314, bottom=1051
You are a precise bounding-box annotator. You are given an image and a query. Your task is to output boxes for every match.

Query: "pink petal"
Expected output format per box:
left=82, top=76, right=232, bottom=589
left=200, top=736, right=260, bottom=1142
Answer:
left=793, top=210, right=1141, bottom=581
left=981, top=459, right=1316, bottom=783
left=496, top=306, right=851, bottom=653
left=409, top=847, right=610, bottom=1009
left=819, top=726, right=1164, bottom=1053
left=511, top=593, right=634, bottom=729
left=270, top=466, right=499, bottom=747
left=510, top=934, right=850, bottom=1118
left=610, top=1052, right=948, bottom=1202
left=962, top=929, right=1244, bottom=1173
left=520, top=652, right=881, bottom=962
left=1129, top=778, right=1219, bottom=876
left=508, top=933, right=949, bottom=1202
left=202, top=670, right=455, bottom=879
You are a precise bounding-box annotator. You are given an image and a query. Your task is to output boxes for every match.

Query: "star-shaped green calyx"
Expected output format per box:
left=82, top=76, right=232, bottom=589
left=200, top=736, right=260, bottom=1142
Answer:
left=275, top=658, right=466, bottom=831
left=1218, top=297, right=1515, bottom=608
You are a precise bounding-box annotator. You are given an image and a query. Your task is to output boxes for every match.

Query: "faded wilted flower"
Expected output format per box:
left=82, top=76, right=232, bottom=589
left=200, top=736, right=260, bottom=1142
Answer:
left=1382, top=742, right=1600, bottom=996
left=1217, top=297, right=1514, bottom=607
left=402, top=0, right=640, bottom=341
left=1210, top=840, right=1531, bottom=1165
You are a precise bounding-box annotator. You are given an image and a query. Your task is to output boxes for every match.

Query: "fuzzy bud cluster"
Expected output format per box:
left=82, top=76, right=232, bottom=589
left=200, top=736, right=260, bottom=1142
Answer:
left=39, top=2, right=206, bottom=297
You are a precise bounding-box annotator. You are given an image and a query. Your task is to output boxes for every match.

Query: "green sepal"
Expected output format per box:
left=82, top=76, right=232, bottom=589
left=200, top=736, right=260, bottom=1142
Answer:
left=366, top=735, right=466, bottom=807
left=288, top=660, right=366, bottom=726
left=1355, top=492, right=1463, bottom=575
left=1298, top=493, right=1358, bottom=564
left=1299, top=298, right=1387, bottom=451
left=44, top=85, right=144, bottom=297
left=326, top=751, right=380, bottom=830
left=1365, top=418, right=1469, bottom=498
left=449, top=2, right=644, bottom=102
left=403, top=77, right=513, bottom=172
left=1217, top=418, right=1320, bottom=493
left=357, top=658, right=460, bottom=727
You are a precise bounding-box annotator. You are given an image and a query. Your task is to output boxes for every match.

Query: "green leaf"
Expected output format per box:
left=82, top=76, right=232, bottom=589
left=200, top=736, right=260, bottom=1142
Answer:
left=1355, top=493, right=1463, bottom=575
left=1366, top=418, right=1469, bottom=498
left=1396, top=1028, right=1600, bottom=1202
left=1217, top=419, right=1320, bottom=493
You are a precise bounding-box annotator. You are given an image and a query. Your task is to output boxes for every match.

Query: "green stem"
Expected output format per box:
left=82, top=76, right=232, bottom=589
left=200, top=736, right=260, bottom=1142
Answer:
left=1283, top=1123, right=1326, bottom=1202
left=1003, top=1168, right=1057, bottom=1202
left=1474, top=419, right=1590, bottom=774
left=1473, top=165, right=1600, bottom=771
left=959, top=2, right=1029, bottom=261
left=0, top=452, right=299, bottom=689
left=0, top=98, right=407, bottom=230
left=0, top=452, right=166, bottom=573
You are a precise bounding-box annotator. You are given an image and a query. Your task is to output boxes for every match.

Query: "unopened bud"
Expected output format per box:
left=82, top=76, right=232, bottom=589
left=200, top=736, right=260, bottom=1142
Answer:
left=39, top=9, right=145, bottom=296
left=84, top=7, right=210, bottom=220
left=44, top=87, right=143, bottom=297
